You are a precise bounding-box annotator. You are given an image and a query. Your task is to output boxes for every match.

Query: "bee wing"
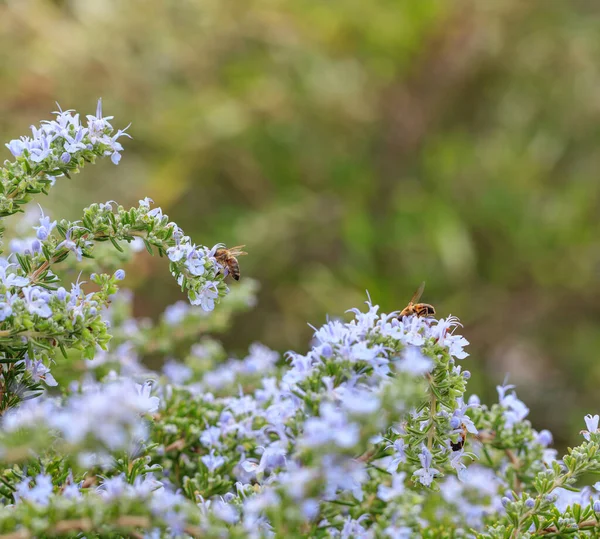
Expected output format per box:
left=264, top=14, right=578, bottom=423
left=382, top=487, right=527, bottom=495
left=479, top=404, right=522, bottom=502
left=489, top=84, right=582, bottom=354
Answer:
left=229, top=245, right=248, bottom=256
left=409, top=281, right=426, bottom=305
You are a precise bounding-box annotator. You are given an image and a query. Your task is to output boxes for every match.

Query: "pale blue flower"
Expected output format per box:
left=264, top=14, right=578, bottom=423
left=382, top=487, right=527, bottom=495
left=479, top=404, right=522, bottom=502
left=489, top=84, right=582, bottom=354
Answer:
left=192, top=280, right=220, bottom=311
left=497, top=384, right=529, bottom=427
left=583, top=414, right=600, bottom=441
left=201, top=450, right=226, bottom=472
left=34, top=208, right=57, bottom=240
left=536, top=429, right=553, bottom=447
left=585, top=414, right=599, bottom=432
left=212, top=499, right=239, bottom=524
left=451, top=397, right=478, bottom=435
left=340, top=388, right=380, bottom=415
left=383, top=526, right=413, bottom=538
left=167, top=243, right=190, bottom=263
left=311, top=319, right=351, bottom=346
left=322, top=456, right=367, bottom=502
left=243, top=442, right=287, bottom=477
left=377, top=471, right=406, bottom=501
left=386, top=437, right=407, bottom=472
left=450, top=451, right=469, bottom=482
left=346, top=298, right=380, bottom=334
left=185, top=247, right=207, bottom=276
left=86, top=98, right=114, bottom=140
left=134, top=381, right=160, bottom=413
left=29, top=135, right=53, bottom=163
left=13, top=477, right=31, bottom=503
left=63, top=128, right=87, bottom=153
left=302, top=402, right=359, bottom=448
left=199, top=426, right=222, bottom=448
left=163, top=360, right=192, bottom=384
left=107, top=128, right=131, bottom=164
left=25, top=357, right=58, bottom=387
left=22, top=286, right=52, bottom=318
left=0, top=264, right=29, bottom=288
left=398, top=346, right=433, bottom=375
left=163, top=301, right=189, bottom=325
left=301, top=499, right=320, bottom=520
left=338, top=515, right=370, bottom=539
left=242, top=343, right=279, bottom=373
left=413, top=446, right=440, bottom=487
left=6, top=139, right=26, bottom=157
left=62, top=482, right=82, bottom=500
left=15, top=474, right=53, bottom=505
left=0, top=297, right=13, bottom=321
left=97, top=475, right=128, bottom=499
left=57, top=227, right=83, bottom=261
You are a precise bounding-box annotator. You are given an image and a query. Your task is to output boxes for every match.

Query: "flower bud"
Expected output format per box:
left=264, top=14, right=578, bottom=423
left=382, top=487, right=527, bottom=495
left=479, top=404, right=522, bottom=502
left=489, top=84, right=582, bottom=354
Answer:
left=321, top=343, right=333, bottom=358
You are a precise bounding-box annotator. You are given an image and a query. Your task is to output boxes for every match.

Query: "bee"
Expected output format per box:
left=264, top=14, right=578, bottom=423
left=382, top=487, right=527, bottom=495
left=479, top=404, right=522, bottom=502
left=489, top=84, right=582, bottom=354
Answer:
left=398, top=281, right=436, bottom=319
left=214, top=245, right=247, bottom=281
left=451, top=423, right=468, bottom=452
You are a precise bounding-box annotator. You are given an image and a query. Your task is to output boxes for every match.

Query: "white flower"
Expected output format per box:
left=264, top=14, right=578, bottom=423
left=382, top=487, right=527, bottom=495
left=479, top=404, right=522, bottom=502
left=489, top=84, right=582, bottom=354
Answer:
left=583, top=414, right=600, bottom=440
left=134, top=382, right=160, bottom=413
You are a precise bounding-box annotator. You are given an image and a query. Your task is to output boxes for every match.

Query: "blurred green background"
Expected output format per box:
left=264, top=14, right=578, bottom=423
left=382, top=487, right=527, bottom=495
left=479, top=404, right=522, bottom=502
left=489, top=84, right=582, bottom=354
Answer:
left=2, top=0, right=600, bottom=449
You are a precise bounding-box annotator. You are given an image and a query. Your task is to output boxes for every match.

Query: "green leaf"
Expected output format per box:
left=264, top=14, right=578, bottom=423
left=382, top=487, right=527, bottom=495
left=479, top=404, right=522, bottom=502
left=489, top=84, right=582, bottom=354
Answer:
left=110, top=237, right=124, bottom=252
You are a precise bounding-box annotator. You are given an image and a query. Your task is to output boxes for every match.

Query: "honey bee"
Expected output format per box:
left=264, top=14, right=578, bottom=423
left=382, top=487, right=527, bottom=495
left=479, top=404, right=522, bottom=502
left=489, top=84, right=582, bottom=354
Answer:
left=398, top=281, right=436, bottom=319
left=451, top=423, right=468, bottom=452
left=214, top=245, right=247, bottom=281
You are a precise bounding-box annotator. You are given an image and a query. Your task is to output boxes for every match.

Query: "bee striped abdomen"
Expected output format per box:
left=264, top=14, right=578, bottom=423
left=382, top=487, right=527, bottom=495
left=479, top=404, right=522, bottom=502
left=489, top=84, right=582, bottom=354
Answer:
left=414, top=303, right=436, bottom=317
left=230, top=259, right=240, bottom=280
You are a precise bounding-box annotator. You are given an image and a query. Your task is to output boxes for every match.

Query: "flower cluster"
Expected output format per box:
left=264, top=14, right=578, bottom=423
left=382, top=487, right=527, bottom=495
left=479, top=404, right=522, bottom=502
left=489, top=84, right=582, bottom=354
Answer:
left=1, top=378, right=158, bottom=463
left=1, top=100, right=127, bottom=218
left=3, top=102, right=600, bottom=538
left=0, top=102, right=233, bottom=415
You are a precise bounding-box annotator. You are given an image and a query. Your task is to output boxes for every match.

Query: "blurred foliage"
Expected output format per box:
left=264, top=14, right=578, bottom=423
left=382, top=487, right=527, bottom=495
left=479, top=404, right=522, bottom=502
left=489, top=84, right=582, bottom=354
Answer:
left=2, top=0, right=600, bottom=448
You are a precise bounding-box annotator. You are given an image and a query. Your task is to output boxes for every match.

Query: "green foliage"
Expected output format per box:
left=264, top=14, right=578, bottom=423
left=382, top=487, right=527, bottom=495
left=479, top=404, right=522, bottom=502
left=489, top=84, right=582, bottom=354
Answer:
left=0, top=0, right=598, bottom=466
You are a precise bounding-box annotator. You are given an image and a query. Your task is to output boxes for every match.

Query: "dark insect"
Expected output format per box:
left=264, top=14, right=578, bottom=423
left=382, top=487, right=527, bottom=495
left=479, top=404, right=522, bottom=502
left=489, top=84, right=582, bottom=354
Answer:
left=450, top=423, right=467, bottom=452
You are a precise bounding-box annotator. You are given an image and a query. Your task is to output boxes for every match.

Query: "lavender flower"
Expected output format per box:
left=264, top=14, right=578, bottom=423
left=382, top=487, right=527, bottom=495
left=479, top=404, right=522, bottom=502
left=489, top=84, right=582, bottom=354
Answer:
left=413, top=446, right=440, bottom=487
left=397, top=346, right=433, bottom=375
left=301, top=403, right=359, bottom=449
left=377, top=472, right=406, bottom=501
left=22, top=286, right=52, bottom=318
left=57, top=227, right=84, bottom=261
left=0, top=262, right=29, bottom=288
left=201, top=450, right=227, bottom=472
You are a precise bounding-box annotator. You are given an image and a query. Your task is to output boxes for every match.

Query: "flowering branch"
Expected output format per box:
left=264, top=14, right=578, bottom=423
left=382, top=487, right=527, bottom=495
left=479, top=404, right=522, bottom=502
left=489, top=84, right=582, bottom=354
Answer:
left=0, top=101, right=239, bottom=417
left=1, top=100, right=127, bottom=220
left=3, top=100, right=600, bottom=538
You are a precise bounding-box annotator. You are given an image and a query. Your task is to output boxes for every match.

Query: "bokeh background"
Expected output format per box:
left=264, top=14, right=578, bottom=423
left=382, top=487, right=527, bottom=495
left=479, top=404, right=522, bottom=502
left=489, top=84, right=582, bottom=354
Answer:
left=1, top=0, right=600, bottom=450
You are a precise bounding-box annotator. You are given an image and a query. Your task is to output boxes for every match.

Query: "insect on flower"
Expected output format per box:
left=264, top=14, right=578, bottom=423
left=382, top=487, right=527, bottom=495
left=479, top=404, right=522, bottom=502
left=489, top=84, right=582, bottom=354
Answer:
left=214, top=245, right=247, bottom=281
left=398, top=281, right=436, bottom=320
left=451, top=423, right=468, bottom=452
